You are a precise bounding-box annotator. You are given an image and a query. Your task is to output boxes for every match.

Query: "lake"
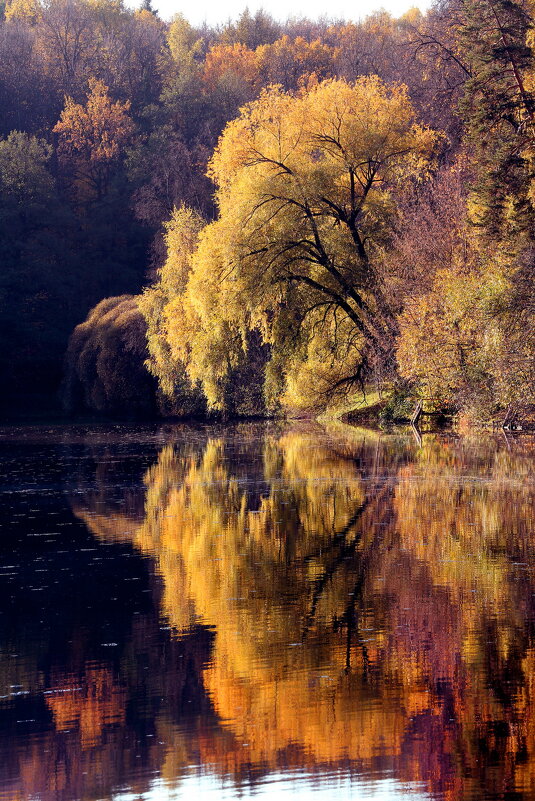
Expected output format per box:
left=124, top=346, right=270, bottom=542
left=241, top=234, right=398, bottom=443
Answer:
left=0, top=421, right=533, bottom=801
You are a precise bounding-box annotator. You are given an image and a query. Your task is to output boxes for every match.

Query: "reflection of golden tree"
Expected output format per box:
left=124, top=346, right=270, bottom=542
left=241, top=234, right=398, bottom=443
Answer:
left=127, top=429, right=433, bottom=773
left=46, top=666, right=126, bottom=749
left=71, top=426, right=535, bottom=800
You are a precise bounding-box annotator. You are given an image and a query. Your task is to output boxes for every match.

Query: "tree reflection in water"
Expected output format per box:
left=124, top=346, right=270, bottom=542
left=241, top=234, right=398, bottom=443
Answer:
left=0, top=424, right=534, bottom=801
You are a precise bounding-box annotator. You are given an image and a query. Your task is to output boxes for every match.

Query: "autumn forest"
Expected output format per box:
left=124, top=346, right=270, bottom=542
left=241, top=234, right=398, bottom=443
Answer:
left=1, top=0, right=534, bottom=422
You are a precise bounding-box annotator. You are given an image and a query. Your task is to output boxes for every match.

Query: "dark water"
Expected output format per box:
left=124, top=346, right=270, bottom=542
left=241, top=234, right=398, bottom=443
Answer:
left=0, top=422, right=534, bottom=801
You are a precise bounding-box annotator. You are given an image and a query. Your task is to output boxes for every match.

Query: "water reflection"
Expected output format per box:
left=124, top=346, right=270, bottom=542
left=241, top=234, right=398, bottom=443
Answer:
left=0, top=424, right=534, bottom=800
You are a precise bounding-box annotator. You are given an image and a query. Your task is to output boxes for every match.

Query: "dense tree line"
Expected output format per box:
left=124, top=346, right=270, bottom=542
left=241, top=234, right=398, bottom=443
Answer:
left=0, top=0, right=533, bottom=420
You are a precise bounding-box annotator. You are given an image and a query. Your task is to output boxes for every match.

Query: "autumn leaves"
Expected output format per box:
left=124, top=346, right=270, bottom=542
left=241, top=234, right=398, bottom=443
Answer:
left=36, top=0, right=535, bottom=420
left=142, top=78, right=440, bottom=415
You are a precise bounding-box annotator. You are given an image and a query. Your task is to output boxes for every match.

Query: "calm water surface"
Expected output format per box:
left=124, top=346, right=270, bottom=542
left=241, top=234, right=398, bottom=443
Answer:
left=0, top=421, right=534, bottom=801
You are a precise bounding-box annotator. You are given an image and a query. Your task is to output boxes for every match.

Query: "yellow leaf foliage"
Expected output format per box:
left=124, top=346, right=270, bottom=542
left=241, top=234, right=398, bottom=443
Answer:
left=255, top=35, right=335, bottom=87
left=138, top=205, right=206, bottom=414
left=396, top=243, right=535, bottom=415
left=166, top=13, right=204, bottom=73
left=167, top=77, right=438, bottom=412
left=4, top=0, right=42, bottom=23
left=54, top=77, right=132, bottom=162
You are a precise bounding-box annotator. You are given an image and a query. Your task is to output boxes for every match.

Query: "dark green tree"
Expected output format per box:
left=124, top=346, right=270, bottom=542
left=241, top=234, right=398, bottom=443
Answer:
left=0, top=131, right=77, bottom=410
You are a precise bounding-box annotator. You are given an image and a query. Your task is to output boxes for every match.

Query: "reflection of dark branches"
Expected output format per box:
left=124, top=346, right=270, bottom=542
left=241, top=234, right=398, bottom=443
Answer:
left=301, top=495, right=372, bottom=567
left=302, top=480, right=394, bottom=636
left=339, top=491, right=396, bottom=670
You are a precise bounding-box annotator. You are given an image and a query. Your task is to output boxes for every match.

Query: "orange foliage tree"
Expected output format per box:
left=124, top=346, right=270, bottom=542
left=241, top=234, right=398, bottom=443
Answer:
left=54, top=77, right=133, bottom=202
left=202, top=42, right=258, bottom=91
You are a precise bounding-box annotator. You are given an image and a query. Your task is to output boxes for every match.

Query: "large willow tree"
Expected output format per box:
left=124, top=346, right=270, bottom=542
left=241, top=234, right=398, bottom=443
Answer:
left=168, top=78, right=438, bottom=411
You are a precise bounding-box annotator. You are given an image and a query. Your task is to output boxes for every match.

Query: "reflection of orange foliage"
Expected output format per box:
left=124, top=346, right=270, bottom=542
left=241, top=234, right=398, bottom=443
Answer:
left=46, top=666, right=126, bottom=749
left=69, top=427, right=535, bottom=800
left=3, top=716, right=166, bottom=801
left=121, top=431, right=435, bottom=775
left=200, top=656, right=430, bottom=769
left=392, top=436, right=535, bottom=801
left=71, top=508, right=141, bottom=545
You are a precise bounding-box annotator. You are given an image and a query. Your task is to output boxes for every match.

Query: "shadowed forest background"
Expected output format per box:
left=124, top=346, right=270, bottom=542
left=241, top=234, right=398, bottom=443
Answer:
left=0, top=0, right=533, bottom=421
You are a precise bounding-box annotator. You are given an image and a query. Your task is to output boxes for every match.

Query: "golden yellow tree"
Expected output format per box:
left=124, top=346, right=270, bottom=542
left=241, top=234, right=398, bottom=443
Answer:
left=169, top=77, right=438, bottom=411
left=138, top=205, right=206, bottom=415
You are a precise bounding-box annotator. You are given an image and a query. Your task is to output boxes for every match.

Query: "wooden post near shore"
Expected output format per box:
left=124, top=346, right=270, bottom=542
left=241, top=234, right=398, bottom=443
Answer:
left=411, top=401, right=423, bottom=427
left=502, top=404, right=515, bottom=430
